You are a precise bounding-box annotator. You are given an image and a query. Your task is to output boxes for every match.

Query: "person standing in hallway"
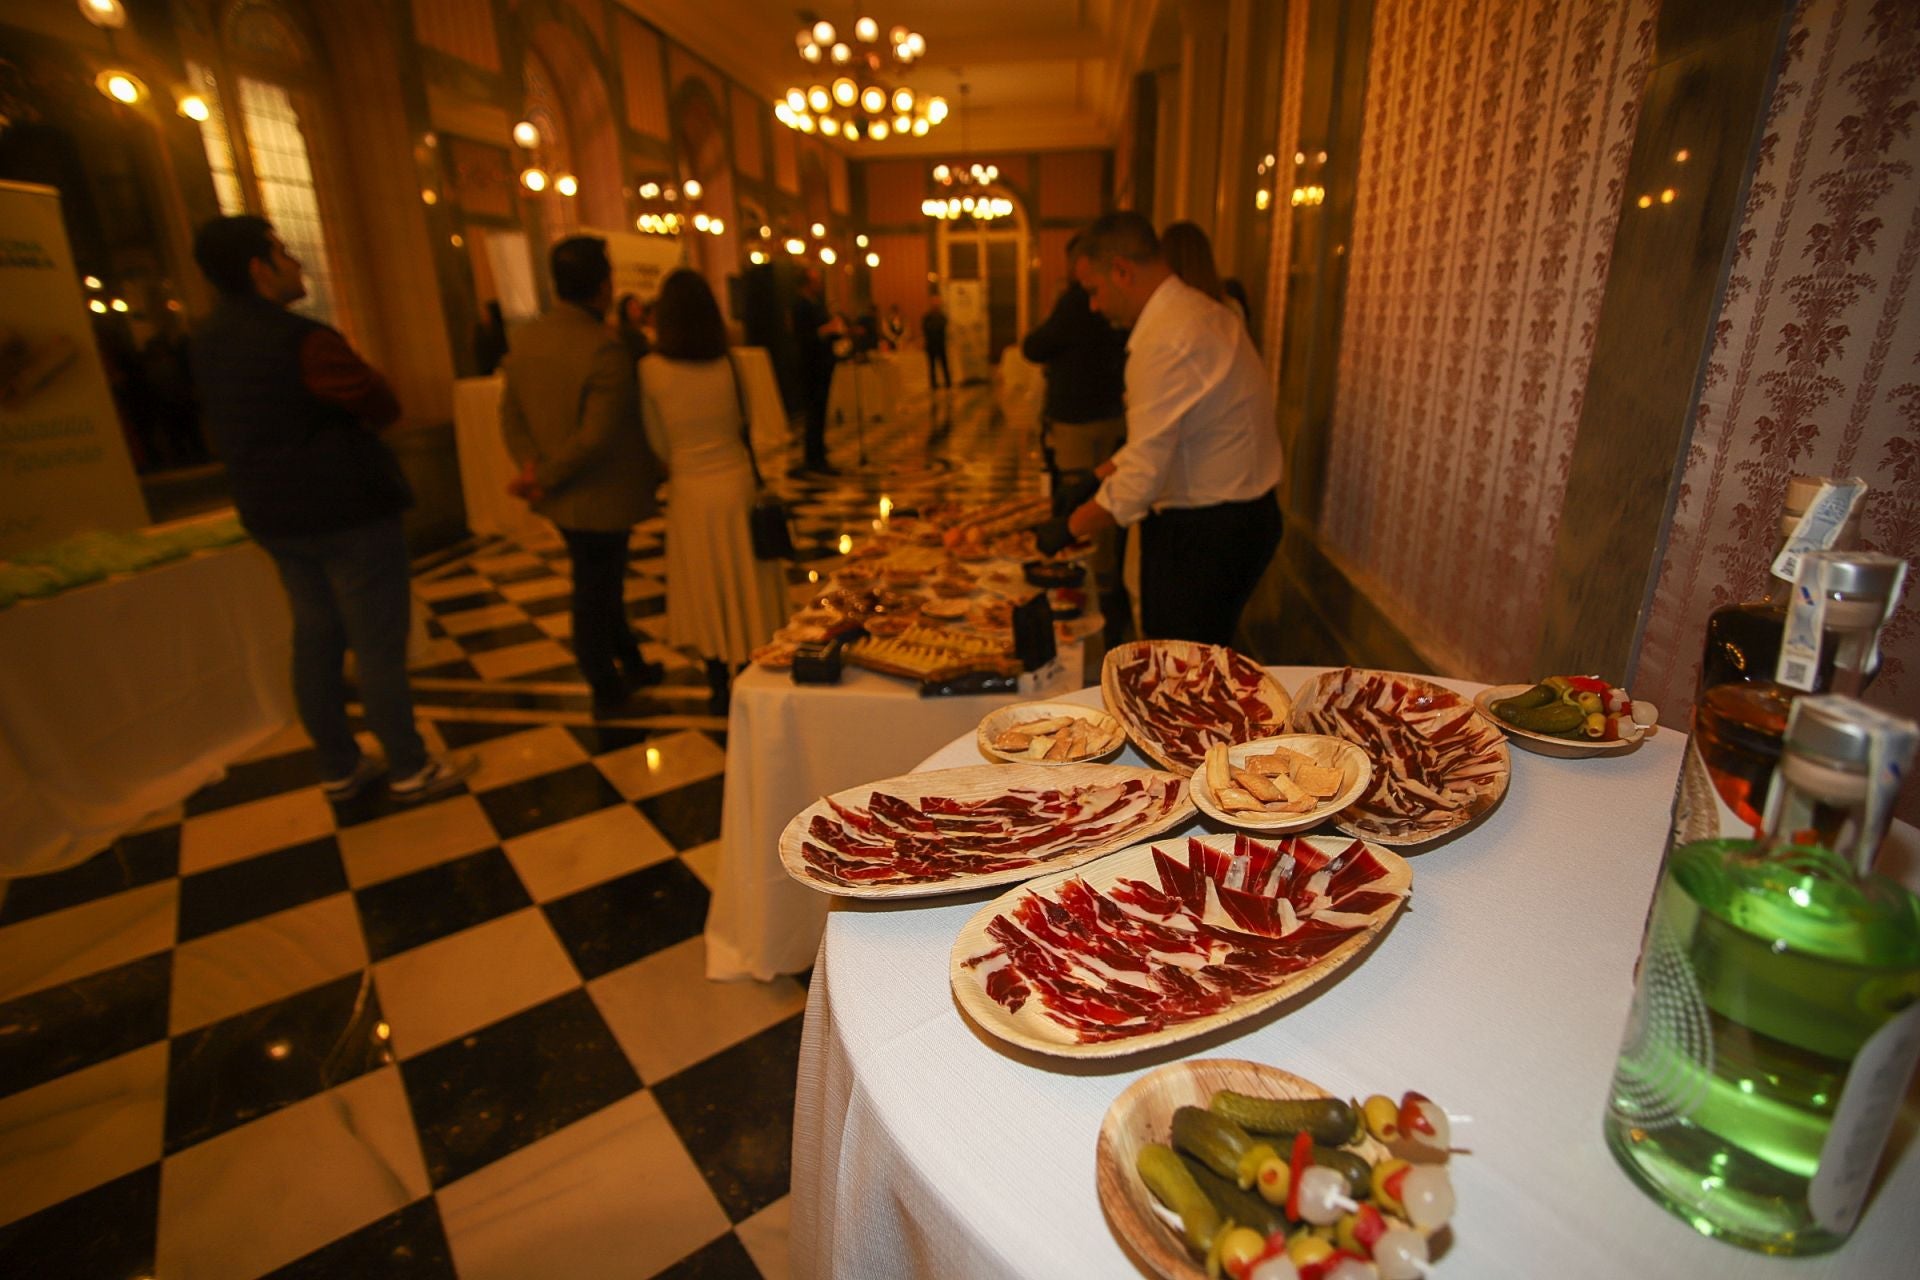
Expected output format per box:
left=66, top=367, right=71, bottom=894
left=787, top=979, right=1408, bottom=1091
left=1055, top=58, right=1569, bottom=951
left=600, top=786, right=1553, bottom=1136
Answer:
left=1022, top=234, right=1131, bottom=645
left=639, top=270, right=790, bottom=717
left=500, top=236, right=666, bottom=716
left=1042, top=211, right=1283, bottom=646
left=790, top=268, right=842, bottom=476
left=922, top=293, right=952, bottom=391
left=189, top=215, right=474, bottom=802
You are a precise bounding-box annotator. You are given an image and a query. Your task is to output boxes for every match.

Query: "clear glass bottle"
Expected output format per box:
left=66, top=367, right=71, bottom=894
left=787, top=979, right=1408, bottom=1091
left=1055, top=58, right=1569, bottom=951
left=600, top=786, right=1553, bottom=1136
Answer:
left=1683, top=552, right=1906, bottom=842
left=1697, top=477, right=1866, bottom=697
left=1606, top=696, right=1920, bottom=1255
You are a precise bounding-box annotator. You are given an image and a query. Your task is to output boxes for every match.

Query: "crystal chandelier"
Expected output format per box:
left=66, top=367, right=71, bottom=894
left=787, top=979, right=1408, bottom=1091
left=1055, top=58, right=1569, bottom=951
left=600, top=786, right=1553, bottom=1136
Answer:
left=922, top=86, right=1010, bottom=220
left=774, top=13, right=946, bottom=142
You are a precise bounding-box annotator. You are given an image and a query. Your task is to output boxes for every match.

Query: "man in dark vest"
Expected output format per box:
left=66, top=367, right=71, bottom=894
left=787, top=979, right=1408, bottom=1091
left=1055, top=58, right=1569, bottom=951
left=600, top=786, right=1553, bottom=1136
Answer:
left=190, top=215, right=474, bottom=803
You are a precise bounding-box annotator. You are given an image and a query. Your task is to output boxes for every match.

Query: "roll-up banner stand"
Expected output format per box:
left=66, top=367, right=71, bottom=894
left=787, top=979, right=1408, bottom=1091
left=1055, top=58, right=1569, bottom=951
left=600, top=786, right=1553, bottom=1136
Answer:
left=0, top=180, right=149, bottom=557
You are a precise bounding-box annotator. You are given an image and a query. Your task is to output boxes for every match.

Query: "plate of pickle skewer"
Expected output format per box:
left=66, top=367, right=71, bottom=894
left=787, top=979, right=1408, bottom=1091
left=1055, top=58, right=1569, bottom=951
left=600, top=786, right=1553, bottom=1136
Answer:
left=1473, top=677, right=1659, bottom=759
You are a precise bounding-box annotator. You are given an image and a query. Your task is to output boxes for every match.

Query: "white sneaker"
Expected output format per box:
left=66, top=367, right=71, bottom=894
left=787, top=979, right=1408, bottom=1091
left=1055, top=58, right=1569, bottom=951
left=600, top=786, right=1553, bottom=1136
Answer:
left=389, top=752, right=478, bottom=803
left=321, top=755, right=386, bottom=802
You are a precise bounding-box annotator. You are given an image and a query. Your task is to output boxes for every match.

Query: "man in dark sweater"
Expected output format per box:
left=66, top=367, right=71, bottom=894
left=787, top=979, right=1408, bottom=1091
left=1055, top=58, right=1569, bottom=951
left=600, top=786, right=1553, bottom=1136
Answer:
left=190, top=215, right=473, bottom=803
left=1022, top=238, right=1130, bottom=642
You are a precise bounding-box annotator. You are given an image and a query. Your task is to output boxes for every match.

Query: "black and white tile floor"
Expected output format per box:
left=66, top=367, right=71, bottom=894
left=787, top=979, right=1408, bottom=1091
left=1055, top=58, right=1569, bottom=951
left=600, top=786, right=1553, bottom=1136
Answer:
left=0, top=383, right=1044, bottom=1279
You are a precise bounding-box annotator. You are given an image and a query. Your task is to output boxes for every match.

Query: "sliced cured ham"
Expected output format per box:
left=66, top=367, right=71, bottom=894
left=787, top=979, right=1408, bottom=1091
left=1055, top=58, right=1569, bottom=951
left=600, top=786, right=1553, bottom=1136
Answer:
left=1287, top=668, right=1510, bottom=845
left=1102, top=642, right=1294, bottom=772
left=780, top=764, right=1196, bottom=898
left=957, top=832, right=1408, bottom=1050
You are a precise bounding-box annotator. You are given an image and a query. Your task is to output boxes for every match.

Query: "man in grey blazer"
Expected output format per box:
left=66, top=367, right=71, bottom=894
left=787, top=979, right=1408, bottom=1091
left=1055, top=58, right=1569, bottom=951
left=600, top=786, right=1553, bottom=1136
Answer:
left=501, top=236, right=666, bottom=713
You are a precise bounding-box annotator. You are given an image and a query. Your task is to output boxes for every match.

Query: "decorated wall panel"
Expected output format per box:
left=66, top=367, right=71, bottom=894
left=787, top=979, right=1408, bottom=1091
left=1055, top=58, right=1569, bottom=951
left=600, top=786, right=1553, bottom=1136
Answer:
left=1319, top=0, right=1656, bottom=677
left=870, top=232, right=932, bottom=334
left=864, top=158, right=926, bottom=223
left=732, top=84, right=765, bottom=181
left=616, top=12, right=670, bottom=139
left=1037, top=151, right=1105, bottom=220
left=413, top=0, right=501, bottom=71
left=1636, top=0, right=1920, bottom=731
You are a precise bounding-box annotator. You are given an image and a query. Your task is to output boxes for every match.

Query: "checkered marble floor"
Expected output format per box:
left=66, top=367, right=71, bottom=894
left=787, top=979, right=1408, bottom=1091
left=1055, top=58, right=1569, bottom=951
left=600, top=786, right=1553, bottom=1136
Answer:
left=0, top=384, right=1044, bottom=1279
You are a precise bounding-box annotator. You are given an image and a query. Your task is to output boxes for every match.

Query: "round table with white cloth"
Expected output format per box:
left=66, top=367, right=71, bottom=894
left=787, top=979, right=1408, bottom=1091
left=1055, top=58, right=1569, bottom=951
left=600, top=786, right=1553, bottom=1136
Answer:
left=788, top=666, right=1920, bottom=1279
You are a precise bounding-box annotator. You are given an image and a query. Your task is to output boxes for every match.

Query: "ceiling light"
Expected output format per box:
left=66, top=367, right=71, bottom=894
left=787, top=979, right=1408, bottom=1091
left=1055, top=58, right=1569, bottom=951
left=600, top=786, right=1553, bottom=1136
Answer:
left=833, top=78, right=858, bottom=108
left=892, top=88, right=914, bottom=114
left=96, top=71, right=144, bottom=105
left=89, top=299, right=108, bottom=314
left=110, top=298, right=129, bottom=312
left=856, top=17, right=879, bottom=42
left=786, top=238, right=806, bottom=255
left=801, top=42, right=822, bottom=62
left=750, top=250, right=768, bottom=264
left=812, top=21, right=836, bottom=45
left=855, top=234, right=869, bottom=247
left=912, top=119, right=929, bottom=136
left=421, top=188, right=438, bottom=205
left=811, top=222, right=826, bottom=237
left=79, top=0, right=126, bottom=28
left=513, top=120, right=539, bottom=148
left=861, top=86, right=886, bottom=114
left=694, top=212, right=710, bottom=231
left=906, top=33, right=925, bottom=56
left=820, top=247, right=837, bottom=265
left=808, top=85, right=831, bottom=113
left=786, top=88, right=807, bottom=114
left=820, top=116, right=840, bottom=136
left=83, top=275, right=102, bottom=290
left=708, top=218, right=725, bottom=235
left=639, top=182, right=660, bottom=199
left=554, top=174, right=578, bottom=197
left=926, top=96, right=948, bottom=123
left=870, top=120, right=889, bottom=140
left=683, top=178, right=702, bottom=199
left=865, top=252, right=880, bottom=268
left=831, top=43, right=851, bottom=64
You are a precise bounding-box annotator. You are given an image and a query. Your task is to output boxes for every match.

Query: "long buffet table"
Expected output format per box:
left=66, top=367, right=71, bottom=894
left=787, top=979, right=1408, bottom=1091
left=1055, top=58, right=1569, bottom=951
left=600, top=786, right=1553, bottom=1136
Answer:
left=1, top=539, right=294, bottom=875
left=789, top=667, right=1920, bottom=1278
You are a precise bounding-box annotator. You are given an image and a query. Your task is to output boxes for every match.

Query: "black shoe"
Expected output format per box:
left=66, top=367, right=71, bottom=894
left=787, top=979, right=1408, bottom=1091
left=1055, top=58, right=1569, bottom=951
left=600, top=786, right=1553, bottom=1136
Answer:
left=628, top=660, right=666, bottom=688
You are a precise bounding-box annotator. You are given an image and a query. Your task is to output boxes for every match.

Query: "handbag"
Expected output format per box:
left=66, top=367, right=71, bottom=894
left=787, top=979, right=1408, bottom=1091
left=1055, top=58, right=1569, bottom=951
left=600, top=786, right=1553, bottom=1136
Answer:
left=729, top=355, right=795, bottom=561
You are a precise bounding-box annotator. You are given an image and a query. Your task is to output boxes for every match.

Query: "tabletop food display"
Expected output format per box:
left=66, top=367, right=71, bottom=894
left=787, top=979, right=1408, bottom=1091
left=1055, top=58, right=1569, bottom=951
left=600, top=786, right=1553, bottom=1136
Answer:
left=777, top=479, right=1919, bottom=1278
left=750, top=495, right=1099, bottom=682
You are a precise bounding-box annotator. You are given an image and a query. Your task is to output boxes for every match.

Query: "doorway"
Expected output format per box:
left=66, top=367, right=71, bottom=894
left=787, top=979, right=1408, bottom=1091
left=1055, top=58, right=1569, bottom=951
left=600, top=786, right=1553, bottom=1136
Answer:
left=934, top=191, right=1029, bottom=378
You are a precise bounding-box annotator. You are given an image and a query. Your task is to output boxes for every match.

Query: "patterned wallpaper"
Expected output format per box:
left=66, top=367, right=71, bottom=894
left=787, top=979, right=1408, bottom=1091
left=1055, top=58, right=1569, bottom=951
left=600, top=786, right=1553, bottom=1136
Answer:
left=1320, top=0, right=1656, bottom=677
left=1636, top=0, right=1920, bottom=750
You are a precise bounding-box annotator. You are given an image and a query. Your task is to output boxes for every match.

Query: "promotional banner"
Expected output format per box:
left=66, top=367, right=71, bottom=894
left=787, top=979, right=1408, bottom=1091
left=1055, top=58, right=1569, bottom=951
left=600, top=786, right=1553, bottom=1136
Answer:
left=0, top=181, right=149, bottom=556
left=588, top=227, right=685, bottom=306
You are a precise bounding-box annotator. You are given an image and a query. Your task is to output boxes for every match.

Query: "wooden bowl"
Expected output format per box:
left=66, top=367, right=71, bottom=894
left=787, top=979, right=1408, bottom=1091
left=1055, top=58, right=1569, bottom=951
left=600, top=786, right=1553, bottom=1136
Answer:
left=1188, top=733, right=1373, bottom=833
left=976, top=701, right=1127, bottom=764
left=1097, top=1060, right=1388, bottom=1279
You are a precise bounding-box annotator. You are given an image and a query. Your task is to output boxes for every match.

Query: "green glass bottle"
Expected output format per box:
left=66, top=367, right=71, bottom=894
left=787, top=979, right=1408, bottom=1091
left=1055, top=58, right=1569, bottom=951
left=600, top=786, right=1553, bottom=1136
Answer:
left=1605, top=695, right=1920, bottom=1255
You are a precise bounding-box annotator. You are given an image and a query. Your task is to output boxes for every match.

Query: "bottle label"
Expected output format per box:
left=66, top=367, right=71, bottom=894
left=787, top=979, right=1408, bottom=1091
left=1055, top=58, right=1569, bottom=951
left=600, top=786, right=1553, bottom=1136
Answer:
left=1609, top=909, right=1715, bottom=1129
left=1770, top=478, right=1866, bottom=584
left=1808, top=996, right=1920, bottom=1233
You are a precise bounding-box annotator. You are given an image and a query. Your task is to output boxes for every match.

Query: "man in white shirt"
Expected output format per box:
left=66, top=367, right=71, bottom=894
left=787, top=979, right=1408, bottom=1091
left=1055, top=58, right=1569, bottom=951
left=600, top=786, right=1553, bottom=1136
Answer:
left=1043, top=211, right=1284, bottom=644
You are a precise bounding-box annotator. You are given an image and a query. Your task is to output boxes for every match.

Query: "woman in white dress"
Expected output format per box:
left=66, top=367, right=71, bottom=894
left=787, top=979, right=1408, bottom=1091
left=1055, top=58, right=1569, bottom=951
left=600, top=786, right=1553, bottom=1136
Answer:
left=639, top=270, right=789, bottom=714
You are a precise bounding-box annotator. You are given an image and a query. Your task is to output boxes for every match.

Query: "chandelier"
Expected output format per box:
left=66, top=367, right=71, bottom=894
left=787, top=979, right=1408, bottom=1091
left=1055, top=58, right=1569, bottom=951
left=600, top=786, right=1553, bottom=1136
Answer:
left=922, top=86, right=1010, bottom=220
left=632, top=177, right=723, bottom=238
left=774, top=13, right=946, bottom=142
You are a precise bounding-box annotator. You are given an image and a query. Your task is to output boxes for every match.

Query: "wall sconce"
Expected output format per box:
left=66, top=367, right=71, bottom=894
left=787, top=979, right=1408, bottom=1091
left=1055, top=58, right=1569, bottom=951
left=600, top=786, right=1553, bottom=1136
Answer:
left=785, top=238, right=806, bottom=255
left=512, top=120, right=539, bottom=148
left=819, top=247, right=837, bottom=265
left=177, top=95, right=210, bottom=122
left=554, top=174, right=578, bottom=197
left=95, top=70, right=145, bottom=105
left=521, top=167, right=549, bottom=193
left=865, top=252, right=880, bottom=268
left=683, top=179, right=703, bottom=199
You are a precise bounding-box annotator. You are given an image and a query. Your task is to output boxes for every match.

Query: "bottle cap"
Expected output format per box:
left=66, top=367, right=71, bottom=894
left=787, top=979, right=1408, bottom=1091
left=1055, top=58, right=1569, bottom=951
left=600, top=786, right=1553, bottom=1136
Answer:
left=1784, top=698, right=1874, bottom=772
left=1806, top=551, right=1905, bottom=604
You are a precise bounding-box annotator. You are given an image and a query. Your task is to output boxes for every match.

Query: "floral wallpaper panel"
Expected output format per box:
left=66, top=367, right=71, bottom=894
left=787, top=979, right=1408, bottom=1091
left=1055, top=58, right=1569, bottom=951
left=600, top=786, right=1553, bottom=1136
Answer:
left=1321, top=0, right=1657, bottom=677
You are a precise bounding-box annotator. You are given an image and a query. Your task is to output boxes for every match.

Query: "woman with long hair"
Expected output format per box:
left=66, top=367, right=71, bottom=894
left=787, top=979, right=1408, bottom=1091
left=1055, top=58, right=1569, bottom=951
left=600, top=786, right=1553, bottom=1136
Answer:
left=1160, top=220, right=1226, bottom=301
left=640, top=270, right=789, bottom=714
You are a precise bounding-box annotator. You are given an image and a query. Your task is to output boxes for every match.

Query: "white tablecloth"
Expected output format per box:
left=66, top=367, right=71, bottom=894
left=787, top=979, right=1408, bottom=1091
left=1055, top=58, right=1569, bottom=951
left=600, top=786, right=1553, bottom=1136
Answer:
left=0, top=541, right=294, bottom=875
left=790, top=667, right=1920, bottom=1278
left=453, top=349, right=787, bottom=543
left=828, top=353, right=906, bottom=428
left=704, top=652, right=1079, bottom=982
